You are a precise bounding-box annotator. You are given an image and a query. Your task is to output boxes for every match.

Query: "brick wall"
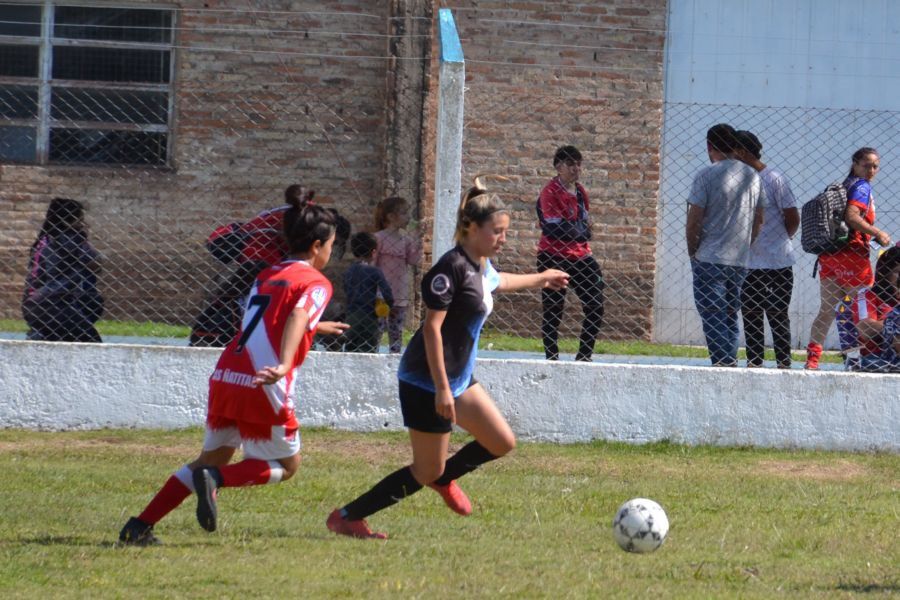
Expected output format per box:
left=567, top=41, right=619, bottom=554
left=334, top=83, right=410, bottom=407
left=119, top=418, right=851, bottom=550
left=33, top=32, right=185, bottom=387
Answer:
left=437, top=0, right=667, bottom=340
left=1, top=0, right=665, bottom=343
left=0, top=0, right=405, bottom=323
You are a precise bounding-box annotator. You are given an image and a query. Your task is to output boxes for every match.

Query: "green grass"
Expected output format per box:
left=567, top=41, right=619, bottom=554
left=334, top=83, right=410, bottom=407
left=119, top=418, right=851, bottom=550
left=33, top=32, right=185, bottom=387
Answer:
left=1, top=319, right=842, bottom=364
left=0, top=319, right=190, bottom=338
left=477, top=330, right=844, bottom=364
left=0, top=428, right=896, bottom=598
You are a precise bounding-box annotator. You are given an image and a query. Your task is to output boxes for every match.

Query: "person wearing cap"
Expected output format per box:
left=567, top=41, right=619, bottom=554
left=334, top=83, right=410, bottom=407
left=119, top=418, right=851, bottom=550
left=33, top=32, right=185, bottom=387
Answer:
left=733, top=130, right=800, bottom=369
left=685, top=124, right=766, bottom=366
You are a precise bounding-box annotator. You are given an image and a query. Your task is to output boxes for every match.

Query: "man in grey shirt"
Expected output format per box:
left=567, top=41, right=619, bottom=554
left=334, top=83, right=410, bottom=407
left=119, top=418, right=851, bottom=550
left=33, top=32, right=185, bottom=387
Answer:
left=686, top=123, right=765, bottom=366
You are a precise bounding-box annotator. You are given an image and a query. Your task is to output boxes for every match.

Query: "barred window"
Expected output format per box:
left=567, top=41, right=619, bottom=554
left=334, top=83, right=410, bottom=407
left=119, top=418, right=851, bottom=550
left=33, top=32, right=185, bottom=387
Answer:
left=0, top=3, right=174, bottom=166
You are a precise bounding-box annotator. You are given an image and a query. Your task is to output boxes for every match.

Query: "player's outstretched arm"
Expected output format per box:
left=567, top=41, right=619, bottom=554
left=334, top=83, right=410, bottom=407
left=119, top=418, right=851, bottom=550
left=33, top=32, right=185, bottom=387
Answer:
left=497, top=269, right=569, bottom=293
left=253, top=306, right=310, bottom=385
left=317, top=321, right=350, bottom=336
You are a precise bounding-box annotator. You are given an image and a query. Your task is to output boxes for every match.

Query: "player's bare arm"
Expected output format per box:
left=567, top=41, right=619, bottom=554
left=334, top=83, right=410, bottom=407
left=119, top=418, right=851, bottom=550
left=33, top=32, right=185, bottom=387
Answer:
left=317, top=321, right=350, bottom=336
left=253, top=306, right=310, bottom=385
left=422, top=308, right=454, bottom=423
left=497, top=270, right=569, bottom=292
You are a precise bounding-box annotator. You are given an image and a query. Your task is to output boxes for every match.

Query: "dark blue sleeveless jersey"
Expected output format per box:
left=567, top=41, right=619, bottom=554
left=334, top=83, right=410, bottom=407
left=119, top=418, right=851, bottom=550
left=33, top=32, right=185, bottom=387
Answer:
left=398, top=245, right=500, bottom=396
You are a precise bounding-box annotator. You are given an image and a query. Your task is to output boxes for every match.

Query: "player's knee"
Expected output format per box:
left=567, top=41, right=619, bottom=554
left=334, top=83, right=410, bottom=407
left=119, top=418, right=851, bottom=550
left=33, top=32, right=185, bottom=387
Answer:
left=490, top=433, right=516, bottom=457
left=279, top=455, right=302, bottom=480
left=411, top=462, right=444, bottom=485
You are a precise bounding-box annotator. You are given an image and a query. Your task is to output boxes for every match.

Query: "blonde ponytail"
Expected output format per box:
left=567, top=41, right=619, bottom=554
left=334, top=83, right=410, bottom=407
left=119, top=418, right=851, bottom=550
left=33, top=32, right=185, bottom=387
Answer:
left=455, top=174, right=510, bottom=243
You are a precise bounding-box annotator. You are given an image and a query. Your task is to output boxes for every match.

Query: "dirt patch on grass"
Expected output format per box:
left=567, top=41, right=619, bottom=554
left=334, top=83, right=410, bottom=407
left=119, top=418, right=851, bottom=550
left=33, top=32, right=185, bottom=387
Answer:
left=753, top=459, right=869, bottom=481
left=0, top=437, right=196, bottom=457
left=306, top=437, right=412, bottom=465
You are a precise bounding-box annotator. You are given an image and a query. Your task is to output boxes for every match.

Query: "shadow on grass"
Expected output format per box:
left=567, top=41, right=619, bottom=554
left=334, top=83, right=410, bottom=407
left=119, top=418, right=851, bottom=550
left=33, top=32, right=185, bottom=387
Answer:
left=1, top=535, right=222, bottom=550
left=834, top=582, right=899, bottom=593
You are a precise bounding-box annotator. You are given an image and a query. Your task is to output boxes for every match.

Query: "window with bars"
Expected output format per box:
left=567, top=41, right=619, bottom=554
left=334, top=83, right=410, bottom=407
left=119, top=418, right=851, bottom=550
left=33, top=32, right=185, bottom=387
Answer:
left=0, top=3, right=174, bottom=166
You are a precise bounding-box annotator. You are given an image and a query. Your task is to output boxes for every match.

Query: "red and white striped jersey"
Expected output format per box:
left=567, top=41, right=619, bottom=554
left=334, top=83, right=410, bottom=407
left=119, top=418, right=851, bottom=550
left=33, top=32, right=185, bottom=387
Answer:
left=208, top=260, right=332, bottom=427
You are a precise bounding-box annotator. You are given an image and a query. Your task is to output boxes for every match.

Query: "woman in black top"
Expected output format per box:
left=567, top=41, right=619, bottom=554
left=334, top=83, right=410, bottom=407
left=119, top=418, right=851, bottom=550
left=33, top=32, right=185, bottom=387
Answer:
left=327, top=180, right=569, bottom=539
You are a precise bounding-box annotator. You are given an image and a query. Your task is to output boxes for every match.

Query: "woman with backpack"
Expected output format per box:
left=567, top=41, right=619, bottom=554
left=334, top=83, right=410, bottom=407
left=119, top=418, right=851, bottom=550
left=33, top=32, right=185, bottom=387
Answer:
left=805, top=147, right=892, bottom=369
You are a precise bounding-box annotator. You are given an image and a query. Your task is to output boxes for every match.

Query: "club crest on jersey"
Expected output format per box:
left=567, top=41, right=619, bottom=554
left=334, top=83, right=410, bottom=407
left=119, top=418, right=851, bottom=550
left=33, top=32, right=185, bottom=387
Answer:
left=430, top=273, right=451, bottom=296
left=311, top=286, right=328, bottom=308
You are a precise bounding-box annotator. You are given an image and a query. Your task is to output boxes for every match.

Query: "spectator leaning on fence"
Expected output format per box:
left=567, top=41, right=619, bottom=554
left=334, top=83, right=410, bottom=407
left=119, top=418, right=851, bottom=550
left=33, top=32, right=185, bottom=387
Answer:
left=805, top=147, right=893, bottom=369
left=536, top=145, right=604, bottom=362
left=342, top=232, right=394, bottom=353
left=374, top=196, right=422, bottom=353
left=733, top=130, right=800, bottom=369
left=686, top=124, right=766, bottom=367
left=21, top=197, right=104, bottom=343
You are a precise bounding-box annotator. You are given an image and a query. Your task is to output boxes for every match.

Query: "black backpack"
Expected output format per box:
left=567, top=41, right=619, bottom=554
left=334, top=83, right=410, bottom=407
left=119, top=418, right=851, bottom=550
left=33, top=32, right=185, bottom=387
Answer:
left=800, top=182, right=849, bottom=255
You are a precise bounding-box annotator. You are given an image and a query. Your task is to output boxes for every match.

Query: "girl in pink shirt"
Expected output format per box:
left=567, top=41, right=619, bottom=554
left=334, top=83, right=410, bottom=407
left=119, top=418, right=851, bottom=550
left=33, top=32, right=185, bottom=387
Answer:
left=374, top=197, right=423, bottom=352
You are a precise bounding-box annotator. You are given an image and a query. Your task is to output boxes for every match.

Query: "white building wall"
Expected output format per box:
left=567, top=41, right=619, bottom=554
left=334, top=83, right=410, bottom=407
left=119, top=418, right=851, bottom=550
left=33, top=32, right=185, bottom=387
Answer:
left=655, top=0, right=900, bottom=347
left=1, top=341, right=896, bottom=452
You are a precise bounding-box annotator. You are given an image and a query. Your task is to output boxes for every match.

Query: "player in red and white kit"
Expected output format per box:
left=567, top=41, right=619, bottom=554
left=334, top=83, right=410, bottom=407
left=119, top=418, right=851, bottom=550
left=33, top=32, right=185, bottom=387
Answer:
left=119, top=203, right=348, bottom=545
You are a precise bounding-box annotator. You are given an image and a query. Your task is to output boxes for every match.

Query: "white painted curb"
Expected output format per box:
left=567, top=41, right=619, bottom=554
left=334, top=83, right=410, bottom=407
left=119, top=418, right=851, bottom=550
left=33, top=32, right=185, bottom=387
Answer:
left=0, top=340, right=896, bottom=452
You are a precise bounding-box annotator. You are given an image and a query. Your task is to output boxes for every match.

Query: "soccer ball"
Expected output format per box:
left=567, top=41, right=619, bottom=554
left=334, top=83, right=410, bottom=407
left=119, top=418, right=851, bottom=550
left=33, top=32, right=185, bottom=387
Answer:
left=612, top=498, right=669, bottom=553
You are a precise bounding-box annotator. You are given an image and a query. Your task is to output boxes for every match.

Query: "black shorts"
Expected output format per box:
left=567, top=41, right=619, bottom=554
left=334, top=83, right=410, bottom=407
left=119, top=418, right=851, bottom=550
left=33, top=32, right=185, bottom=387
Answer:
left=398, top=378, right=477, bottom=434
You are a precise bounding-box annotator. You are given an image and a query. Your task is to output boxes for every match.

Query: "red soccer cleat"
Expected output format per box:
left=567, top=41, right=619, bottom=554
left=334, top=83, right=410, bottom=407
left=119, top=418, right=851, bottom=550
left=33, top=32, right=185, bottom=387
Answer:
left=326, top=509, right=387, bottom=539
left=429, top=480, right=472, bottom=516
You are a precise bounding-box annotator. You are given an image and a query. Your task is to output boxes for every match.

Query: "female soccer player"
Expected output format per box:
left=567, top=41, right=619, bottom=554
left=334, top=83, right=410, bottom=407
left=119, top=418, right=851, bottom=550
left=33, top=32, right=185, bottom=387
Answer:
left=326, top=179, right=570, bottom=539
left=119, top=203, right=348, bottom=545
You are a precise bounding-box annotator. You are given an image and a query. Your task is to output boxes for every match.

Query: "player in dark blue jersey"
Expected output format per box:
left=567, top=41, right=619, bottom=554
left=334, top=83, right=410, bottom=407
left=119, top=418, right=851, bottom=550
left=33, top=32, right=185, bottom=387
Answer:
left=327, top=179, right=570, bottom=539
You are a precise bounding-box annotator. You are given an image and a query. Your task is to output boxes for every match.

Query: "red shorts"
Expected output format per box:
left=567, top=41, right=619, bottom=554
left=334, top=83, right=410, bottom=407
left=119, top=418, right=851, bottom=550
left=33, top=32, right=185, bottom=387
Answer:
left=818, top=251, right=873, bottom=288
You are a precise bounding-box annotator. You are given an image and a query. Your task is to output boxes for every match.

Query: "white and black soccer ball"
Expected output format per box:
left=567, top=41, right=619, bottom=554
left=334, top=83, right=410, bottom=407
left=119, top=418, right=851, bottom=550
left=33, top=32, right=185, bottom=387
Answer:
left=612, top=498, right=669, bottom=553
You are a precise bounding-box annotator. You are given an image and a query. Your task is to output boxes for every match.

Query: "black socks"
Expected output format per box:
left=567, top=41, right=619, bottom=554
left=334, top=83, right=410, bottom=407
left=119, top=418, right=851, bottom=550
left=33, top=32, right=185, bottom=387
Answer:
left=342, top=466, right=423, bottom=521
left=433, top=441, right=498, bottom=487
left=340, top=442, right=501, bottom=521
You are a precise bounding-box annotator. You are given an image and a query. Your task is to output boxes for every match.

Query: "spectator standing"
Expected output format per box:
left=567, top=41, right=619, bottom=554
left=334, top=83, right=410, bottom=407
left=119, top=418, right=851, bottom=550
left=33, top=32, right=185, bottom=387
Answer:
left=734, top=131, right=800, bottom=368
left=374, top=197, right=422, bottom=353
left=686, top=124, right=766, bottom=366
left=805, top=147, right=892, bottom=369
left=22, top=197, right=103, bottom=342
left=343, top=232, right=394, bottom=353
left=536, top=145, right=604, bottom=362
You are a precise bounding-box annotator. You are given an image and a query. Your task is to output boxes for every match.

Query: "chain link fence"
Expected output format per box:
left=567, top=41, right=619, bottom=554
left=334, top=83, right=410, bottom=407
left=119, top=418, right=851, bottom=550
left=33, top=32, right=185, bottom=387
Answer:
left=2, top=3, right=898, bottom=366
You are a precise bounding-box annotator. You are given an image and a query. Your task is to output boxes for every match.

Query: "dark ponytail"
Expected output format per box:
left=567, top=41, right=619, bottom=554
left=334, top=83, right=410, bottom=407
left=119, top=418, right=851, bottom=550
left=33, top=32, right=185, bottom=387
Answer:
left=284, top=184, right=315, bottom=209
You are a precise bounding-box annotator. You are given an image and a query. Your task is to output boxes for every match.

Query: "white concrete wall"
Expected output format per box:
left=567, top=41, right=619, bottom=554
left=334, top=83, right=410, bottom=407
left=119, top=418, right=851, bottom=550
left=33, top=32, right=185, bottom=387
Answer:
left=1, top=340, right=896, bottom=452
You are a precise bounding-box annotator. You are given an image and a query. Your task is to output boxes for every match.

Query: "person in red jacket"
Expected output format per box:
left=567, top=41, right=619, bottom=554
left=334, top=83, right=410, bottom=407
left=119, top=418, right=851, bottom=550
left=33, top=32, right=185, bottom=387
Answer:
left=118, top=203, right=349, bottom=546
left=536, top=146, right=604, bottom=361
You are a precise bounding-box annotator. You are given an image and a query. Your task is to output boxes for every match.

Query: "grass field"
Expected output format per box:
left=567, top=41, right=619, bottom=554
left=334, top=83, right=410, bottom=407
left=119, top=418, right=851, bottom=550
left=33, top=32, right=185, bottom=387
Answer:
left=0, top=429, right=895, bottom=598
